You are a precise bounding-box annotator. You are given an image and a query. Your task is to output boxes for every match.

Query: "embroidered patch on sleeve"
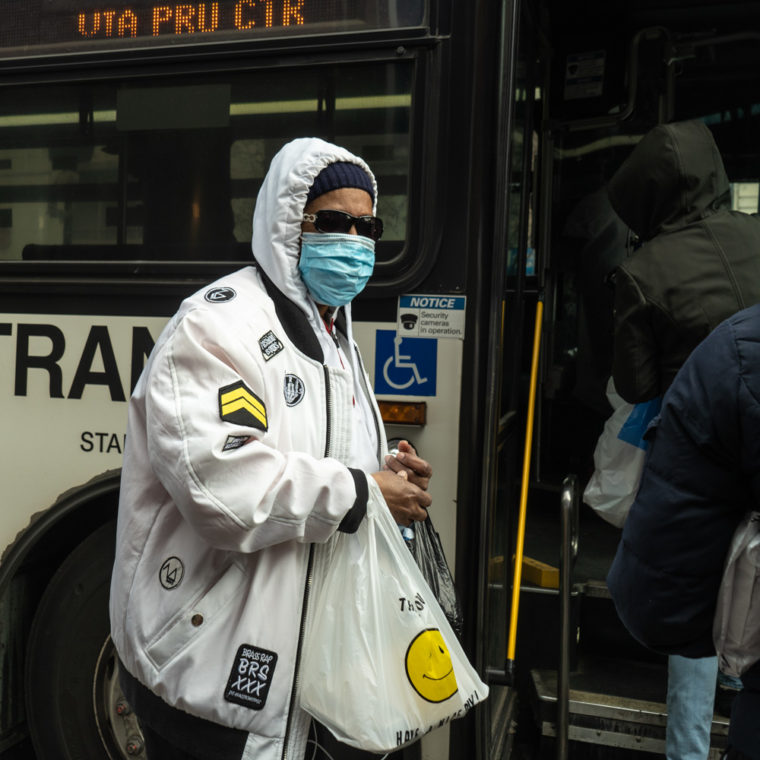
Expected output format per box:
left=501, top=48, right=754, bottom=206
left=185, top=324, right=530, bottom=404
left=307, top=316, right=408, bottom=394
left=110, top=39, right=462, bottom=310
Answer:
left=224, top=644, right=278, bottom=710
left=223, top=434, right=250, bottom=452
left=219, top=381, right=268, bottom=431
left=204, top=286, right=236, bottom=303
left=259, top=331, right=284, bottom=361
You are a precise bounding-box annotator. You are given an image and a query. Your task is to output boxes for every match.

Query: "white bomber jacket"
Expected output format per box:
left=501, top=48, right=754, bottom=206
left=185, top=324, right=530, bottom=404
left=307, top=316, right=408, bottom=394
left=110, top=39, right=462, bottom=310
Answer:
left=109, top=138, right=388, bottom=759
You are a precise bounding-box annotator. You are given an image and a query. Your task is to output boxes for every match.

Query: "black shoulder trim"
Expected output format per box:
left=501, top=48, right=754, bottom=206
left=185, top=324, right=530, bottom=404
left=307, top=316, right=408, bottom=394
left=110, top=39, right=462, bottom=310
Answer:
left=118, top=660, right=247, bottom=760
left=338, top=469, right=369, bottom=533
left=334, top=309, right=348, bottom=339
left=254, top=261, right=323, bottom=362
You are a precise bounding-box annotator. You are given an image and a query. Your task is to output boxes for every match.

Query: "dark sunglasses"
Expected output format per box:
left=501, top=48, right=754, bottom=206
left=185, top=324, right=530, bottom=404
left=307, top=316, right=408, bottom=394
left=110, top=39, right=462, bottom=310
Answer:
left=302, top=209, right=384, bottom=241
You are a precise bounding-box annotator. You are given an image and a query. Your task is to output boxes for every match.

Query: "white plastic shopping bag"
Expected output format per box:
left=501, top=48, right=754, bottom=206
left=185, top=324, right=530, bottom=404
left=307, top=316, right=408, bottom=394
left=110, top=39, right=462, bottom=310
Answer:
left=713, top=511, right=760, bottom=678
left=299, top=480, right=488, bottom=752
left=583, top=378, right=660, bottom=528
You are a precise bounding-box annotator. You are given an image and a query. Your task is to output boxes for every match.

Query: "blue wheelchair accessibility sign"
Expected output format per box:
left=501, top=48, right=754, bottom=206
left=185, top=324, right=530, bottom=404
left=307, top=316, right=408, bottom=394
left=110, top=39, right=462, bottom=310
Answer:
left=374, top=330, right=437, bottom=397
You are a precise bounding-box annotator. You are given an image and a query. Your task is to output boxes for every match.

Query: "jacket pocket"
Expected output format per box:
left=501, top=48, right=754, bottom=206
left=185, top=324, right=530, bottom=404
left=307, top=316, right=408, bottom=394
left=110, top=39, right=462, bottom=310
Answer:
left=145, top=561, right=246, bottom=670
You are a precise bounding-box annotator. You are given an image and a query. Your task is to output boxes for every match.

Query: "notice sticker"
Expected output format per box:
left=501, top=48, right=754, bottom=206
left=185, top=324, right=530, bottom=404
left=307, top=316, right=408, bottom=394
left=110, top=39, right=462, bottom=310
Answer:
left=564, top=50, right=605, bottom=100
left=396, top=295, right=466, bottom=340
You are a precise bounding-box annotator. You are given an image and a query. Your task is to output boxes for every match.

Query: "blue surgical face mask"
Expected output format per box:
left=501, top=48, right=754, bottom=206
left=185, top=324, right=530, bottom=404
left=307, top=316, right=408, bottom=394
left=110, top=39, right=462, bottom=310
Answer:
left=298, top=232, right=375, bottom=307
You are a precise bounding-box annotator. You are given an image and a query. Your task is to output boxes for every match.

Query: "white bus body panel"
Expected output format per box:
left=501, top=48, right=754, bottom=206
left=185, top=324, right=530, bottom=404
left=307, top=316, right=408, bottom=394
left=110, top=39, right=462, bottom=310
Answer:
left=0, top=313, right=168, bottom=547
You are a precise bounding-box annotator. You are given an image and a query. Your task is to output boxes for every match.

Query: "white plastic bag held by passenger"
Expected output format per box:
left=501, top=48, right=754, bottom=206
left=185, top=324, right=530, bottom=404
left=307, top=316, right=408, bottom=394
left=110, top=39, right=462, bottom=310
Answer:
left=299, top=480, right=488, bottom=752
left=583, top=378, right=660, bottom=528
left=713, top=511, right=760, bottom=678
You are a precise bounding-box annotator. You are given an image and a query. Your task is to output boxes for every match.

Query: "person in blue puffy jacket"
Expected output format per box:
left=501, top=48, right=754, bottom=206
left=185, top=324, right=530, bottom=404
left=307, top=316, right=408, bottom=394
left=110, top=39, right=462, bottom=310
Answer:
left=608, top=304, right=760, bottom=760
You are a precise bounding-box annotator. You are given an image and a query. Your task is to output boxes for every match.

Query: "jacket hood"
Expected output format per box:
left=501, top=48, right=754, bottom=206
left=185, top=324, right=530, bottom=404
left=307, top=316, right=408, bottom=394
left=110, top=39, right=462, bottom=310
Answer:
left=251, top=137, right=377, bottom=318
left=606, top=120, right=730, bottom=241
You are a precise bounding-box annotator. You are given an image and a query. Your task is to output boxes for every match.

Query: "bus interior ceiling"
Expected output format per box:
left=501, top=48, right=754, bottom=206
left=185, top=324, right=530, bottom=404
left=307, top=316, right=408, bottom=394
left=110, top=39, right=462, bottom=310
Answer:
left=510, top=1, right=760, bottom=756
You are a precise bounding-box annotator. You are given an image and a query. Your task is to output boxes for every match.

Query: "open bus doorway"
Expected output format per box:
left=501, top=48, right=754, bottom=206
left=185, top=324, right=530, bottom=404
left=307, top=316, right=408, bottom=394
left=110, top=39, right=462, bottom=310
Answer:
left=492, top=0, right=760, bottom=757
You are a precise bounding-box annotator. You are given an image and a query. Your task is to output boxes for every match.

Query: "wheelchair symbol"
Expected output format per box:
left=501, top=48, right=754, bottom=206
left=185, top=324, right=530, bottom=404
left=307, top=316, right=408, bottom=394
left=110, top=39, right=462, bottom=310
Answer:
left=382, top=335, right=428, bottom=390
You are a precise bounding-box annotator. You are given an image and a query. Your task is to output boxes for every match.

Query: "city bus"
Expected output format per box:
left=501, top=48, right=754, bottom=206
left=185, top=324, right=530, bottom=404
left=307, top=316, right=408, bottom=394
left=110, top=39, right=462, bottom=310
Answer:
left=2, top=0, right=760, bottom=759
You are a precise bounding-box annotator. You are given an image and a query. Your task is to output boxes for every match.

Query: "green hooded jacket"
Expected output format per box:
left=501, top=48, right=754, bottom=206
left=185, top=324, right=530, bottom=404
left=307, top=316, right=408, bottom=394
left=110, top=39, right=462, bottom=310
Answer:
left=607, top=119, right=760, bottom=403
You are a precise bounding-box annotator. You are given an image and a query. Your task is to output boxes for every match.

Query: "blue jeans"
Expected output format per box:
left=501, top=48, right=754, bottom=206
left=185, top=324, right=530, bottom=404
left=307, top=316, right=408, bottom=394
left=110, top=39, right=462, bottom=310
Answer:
left=666, top=654, right=718, bottom=760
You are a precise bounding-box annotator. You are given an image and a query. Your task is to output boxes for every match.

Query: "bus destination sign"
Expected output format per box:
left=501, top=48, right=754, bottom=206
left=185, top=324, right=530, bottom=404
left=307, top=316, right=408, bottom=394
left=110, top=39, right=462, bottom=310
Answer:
left=77, top=1, right=308, bottom=39
left=1, top=0, right=425, bottom=56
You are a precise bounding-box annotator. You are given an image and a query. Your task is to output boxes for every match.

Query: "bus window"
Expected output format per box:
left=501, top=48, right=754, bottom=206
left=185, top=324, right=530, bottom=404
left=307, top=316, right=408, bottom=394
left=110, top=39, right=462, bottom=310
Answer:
left=0, top=61, right=413, bottom=267
left=506, top=85, right=538, bottom=278
left=732, top=182, right=759, bottom=214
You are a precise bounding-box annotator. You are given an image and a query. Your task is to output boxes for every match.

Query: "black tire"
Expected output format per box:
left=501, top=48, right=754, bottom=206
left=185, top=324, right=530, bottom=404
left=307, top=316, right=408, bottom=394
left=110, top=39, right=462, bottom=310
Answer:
left=25, top=520, right=140, bottom=760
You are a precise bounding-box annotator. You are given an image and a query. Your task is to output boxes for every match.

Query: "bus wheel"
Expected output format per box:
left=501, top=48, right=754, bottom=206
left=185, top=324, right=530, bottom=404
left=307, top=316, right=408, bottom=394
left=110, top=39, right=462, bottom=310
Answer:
left=24, top=520, right=145, bottom=760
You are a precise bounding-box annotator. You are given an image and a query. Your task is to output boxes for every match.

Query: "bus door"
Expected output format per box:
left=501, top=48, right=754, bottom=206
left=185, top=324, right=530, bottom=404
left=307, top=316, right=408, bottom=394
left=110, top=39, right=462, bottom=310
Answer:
left=510, top=0, right=760, bottom=757
left=461, top=1, right=546, bottom=758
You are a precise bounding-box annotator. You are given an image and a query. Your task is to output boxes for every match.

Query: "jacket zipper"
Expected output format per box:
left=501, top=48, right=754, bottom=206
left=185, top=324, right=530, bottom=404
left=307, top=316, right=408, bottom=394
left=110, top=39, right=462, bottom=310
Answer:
left=322, top=365, right=333, bottom=457
left=282, top=366, right=331, bottom=760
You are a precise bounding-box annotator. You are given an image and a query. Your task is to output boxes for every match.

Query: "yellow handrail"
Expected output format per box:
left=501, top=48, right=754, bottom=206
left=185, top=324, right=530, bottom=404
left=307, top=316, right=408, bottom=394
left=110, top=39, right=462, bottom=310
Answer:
left=506, top=295, right=543, bottom=680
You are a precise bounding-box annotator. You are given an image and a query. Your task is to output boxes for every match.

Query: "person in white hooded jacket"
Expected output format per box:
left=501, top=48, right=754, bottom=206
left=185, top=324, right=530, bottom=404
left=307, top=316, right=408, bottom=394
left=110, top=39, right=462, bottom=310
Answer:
left=109, top=137, right=433, bottom=760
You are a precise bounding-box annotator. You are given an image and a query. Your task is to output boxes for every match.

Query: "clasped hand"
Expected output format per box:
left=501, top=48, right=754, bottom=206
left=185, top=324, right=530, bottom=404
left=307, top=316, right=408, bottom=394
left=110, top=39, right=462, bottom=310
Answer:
left=371, top=440, right=433, bottom=526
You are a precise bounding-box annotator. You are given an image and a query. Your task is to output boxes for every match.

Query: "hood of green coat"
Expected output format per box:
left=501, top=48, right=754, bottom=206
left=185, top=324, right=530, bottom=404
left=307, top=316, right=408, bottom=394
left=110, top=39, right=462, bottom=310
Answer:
left=606, top=120, right=730, bottom=241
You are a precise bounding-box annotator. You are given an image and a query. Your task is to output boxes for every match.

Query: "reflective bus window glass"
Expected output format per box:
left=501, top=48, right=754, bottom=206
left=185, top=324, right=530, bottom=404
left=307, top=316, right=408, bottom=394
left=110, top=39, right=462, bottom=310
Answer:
left=0, top=61, right=412, bottom=263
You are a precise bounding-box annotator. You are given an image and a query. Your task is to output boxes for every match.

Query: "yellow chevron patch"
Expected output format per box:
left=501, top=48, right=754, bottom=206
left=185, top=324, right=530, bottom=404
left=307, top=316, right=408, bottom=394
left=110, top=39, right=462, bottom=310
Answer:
left=218, top=381, right=268, bottom=431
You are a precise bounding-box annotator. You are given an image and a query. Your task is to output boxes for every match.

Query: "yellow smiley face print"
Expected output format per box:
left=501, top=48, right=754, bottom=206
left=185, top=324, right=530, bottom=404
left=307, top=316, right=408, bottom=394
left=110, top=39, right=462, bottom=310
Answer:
left=405, top=628, right=458, bottom=703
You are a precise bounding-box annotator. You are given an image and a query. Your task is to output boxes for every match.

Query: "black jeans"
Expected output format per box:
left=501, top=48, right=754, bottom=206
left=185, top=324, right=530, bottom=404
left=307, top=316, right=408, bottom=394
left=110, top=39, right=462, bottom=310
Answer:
left=726, top=663, right=760, bottom=760
left=140, top=721, right=206, bottom=760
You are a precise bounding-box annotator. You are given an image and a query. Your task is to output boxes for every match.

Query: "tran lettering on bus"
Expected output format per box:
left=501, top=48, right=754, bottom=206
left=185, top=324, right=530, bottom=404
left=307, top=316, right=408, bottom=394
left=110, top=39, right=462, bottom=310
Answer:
left=0, top=323, right=155, bottom=401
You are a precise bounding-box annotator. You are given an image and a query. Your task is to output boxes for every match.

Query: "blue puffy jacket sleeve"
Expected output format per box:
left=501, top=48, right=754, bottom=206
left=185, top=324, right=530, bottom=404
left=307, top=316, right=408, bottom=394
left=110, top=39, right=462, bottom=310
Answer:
left=607, top=305, right=760, bottom=657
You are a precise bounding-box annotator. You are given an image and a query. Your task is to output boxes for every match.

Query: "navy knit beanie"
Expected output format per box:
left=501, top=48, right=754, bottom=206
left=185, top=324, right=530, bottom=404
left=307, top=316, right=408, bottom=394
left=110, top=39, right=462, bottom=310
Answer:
left=306, top=161, right=374, bottom=204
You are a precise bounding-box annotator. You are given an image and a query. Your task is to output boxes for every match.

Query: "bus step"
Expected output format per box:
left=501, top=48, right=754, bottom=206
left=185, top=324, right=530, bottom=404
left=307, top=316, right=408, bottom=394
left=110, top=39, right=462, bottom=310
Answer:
left=529, top=657, right=730, bottom=757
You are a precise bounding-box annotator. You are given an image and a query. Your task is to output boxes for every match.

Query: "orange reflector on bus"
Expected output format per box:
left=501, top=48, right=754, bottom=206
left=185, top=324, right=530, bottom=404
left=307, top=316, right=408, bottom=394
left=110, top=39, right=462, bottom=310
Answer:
left=378, top=400, right=427, bottom=426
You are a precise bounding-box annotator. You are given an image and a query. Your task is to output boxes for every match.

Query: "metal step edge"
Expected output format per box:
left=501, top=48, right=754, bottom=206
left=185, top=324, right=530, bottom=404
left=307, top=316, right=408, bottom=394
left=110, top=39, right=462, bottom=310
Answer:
left=539, top=724, right=726, bottom=759
left=531, top=668, right=730, bottom=733
left=582, top=578, right=612, bottom=598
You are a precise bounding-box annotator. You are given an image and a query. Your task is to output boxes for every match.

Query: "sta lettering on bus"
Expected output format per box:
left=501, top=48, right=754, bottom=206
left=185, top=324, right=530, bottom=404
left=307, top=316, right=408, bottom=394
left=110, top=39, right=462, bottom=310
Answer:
left=80, top=432, right=127, bottom=454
